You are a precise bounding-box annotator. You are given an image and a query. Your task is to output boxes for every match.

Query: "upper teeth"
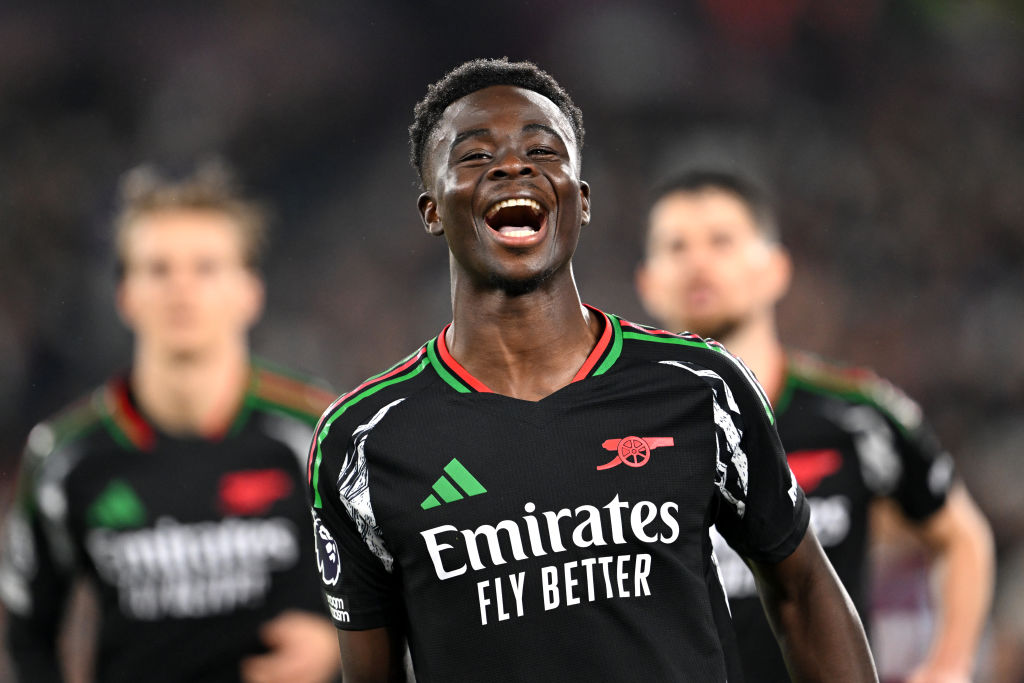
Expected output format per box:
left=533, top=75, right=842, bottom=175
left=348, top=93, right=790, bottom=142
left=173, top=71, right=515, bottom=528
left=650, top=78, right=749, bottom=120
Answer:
left=486, top=197, right=542, bottom=218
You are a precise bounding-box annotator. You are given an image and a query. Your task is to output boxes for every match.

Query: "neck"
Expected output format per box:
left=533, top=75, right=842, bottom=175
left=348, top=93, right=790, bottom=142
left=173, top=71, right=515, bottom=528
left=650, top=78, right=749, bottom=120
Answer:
left=130, top=340, right=251, bottom=437
left=713, top=314, right=788, bottom=404
left=448, top=266, right=600, bottom=401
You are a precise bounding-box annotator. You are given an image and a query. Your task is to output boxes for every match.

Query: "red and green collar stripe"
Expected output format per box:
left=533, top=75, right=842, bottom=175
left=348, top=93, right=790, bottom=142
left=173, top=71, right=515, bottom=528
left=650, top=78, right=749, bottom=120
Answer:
left=620, top=319, right=711, bottom=348
left=616, top=319, right=776, bottom=425
left=308, top=348, right=429, bottom=508
left=101, top=378, right=156, bottom=451
left=428, top=329, right=487, bottom=393
left=103, top=363, right=335, bottom=452
left=427, top=306, right=623, bottom=393
left=229, top=364, right=337, bottom=435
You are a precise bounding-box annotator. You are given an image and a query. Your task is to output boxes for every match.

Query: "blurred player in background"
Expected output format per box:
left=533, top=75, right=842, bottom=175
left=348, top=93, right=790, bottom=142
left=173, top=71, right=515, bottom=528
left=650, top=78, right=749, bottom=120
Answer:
left=636, top=169, right=994, bottom=683
left=0, top=162, right=342, bottom=682
left=307, top=58, right=876, bottom=682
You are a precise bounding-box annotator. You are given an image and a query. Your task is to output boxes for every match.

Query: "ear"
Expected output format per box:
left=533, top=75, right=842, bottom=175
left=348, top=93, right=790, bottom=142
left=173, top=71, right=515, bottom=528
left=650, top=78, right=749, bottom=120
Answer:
left=418, top=193, right=444, bottom=236
left=579, top=181, right=591, bottom=226
left=634, top=259, right=664, bottom=322
left=634, top=261, right=650, bottom=306
left=765, top=244, right=792, bottom=303
left=114, top=280, right=134, bottom=329
left=241, top=272, right=265, bottom=328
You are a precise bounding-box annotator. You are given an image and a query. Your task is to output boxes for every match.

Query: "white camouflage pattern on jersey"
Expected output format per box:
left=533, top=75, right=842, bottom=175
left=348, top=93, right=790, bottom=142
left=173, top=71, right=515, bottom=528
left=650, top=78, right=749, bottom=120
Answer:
left=337, top=397, right=405, bottom=572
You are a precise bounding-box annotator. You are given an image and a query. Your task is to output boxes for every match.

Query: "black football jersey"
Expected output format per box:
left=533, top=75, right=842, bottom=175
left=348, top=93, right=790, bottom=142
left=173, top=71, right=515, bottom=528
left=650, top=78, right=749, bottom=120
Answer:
left=308, top=309, right=810, bottom=682
left=0, top=362, right=335, bottom=683
left=711, top=351, right=953, bottom=682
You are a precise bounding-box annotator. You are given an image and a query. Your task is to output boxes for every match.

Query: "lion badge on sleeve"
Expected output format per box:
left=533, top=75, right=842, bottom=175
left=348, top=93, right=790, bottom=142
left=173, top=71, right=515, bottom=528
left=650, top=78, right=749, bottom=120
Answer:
left=312, top=511, right=341, bottom=586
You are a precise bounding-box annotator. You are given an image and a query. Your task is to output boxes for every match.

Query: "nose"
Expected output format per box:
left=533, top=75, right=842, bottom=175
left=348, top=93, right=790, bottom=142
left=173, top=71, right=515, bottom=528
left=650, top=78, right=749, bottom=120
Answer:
left=165, top=271, right=193, bottom=299
left=164, top=264, right=201, bottom=294
left=684, top=243, right=712, bottom=270
left=486, top=150, right=535, bottom=180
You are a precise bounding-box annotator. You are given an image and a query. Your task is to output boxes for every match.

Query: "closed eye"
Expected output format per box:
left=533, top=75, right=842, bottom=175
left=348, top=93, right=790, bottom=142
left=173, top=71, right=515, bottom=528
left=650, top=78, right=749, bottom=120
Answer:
left=459, top=151, right=491, bottom=162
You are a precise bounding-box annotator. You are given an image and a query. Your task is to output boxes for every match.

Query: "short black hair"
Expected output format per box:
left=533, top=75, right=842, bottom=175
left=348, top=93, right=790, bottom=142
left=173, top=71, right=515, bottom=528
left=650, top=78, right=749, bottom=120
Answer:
left=409, top=57, right=585, bottom=186
left=648, top=169, right=780, bottom=245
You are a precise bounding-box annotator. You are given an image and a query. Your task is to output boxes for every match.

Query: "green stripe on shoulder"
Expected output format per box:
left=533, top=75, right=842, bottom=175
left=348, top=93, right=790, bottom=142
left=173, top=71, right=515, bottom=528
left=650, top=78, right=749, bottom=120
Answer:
left=247, top=395, right=321, bottom=425
left=622, top=329, right=712, bottom=350
left=787, top=352, right=883, bottom=405
left=786, top=352, right=922, bottom=434
left=311, top=357, right=429, bottom=508
left=249, top=361, right=336, bottom=423
left=369, top=348, right=423, bottom=382
left=622, top=325, right=774, bottom=424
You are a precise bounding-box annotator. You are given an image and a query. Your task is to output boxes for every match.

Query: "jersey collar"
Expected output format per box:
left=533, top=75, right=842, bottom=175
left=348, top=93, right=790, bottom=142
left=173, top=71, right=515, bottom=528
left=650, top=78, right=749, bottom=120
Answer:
left=101, top=363, right=275, bottom=450
left=101, top=377, right=157, bottom=451
left=426, top=305, right=622, bottom=394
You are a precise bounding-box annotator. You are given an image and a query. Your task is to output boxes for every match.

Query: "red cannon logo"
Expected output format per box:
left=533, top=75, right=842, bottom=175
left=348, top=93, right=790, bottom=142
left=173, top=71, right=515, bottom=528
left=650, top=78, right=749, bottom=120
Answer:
left=596, top=436, right=675, bottom=470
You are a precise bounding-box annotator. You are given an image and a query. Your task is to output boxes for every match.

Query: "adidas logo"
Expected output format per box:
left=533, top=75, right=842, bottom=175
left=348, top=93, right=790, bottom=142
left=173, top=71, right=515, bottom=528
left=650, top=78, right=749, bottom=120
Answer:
left=88, top=479, right=146, bottom=528
left=421, top=459, right=486, bottom=510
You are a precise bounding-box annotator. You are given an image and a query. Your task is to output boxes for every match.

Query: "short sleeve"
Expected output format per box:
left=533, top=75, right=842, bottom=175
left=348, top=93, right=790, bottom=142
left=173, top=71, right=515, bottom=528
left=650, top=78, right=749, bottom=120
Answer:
left=702, top=349, right=811, bottom=564
left=857, top=379, right=953, bottom=521
left=1, top=429, right=75, bottom=681
left=308, top=407, right=402, bottom=631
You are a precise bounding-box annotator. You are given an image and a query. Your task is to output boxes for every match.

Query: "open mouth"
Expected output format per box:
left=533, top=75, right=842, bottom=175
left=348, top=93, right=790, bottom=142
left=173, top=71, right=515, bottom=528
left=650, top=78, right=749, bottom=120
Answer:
left=484, top=198, right=546, bottom=237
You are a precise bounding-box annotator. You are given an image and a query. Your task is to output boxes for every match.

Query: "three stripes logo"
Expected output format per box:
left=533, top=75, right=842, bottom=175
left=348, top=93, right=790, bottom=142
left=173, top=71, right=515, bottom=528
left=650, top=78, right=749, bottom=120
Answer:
left=421, top=458, right=486, bottom=510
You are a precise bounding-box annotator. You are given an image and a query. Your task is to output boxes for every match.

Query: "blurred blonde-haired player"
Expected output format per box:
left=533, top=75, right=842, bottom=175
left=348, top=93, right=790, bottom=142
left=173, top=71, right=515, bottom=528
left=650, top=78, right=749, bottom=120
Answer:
left=1, top=161, right=341, bottom=683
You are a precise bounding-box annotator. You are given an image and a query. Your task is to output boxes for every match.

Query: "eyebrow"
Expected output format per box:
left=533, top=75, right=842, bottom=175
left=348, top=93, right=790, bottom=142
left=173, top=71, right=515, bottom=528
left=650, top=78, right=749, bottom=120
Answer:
left=448, top=124, right=567, bottom=156
left=449, top=128, right=490, bottom=155
left=522, top=123, right=564, bottom=142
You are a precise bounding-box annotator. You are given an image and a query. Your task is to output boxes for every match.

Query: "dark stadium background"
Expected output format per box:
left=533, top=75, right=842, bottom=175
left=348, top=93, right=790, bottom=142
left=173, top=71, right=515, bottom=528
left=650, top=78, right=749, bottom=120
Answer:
left=0, top=1, right=1021, bottom=680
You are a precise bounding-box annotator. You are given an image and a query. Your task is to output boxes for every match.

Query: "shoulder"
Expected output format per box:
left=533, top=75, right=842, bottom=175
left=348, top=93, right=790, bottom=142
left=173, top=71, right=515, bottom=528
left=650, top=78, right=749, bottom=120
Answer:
left=614, top=316, right=739, bottom=371
left=784, top=350, right=924, bottom=432
left=247, top=358, right=338, bottom=427
left=307, top=345, right=433, bottom=507
left=24, top=384, right=111, bottom=465
left=14, top=382, right=114, bottom=508
left=312, top=345, right=434, bottom=446
left=608, top=313, right=776, bottom=423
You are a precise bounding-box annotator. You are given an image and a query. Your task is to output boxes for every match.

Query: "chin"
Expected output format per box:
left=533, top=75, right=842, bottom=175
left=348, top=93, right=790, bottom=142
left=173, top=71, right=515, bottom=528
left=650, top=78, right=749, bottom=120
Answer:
left=486, top=266, right=557, bottom=297
left=682, top=317, right=739, bottom=341
left=156, top=335, right=212, bottom=361
left=164, top=347, right=206, bottom=363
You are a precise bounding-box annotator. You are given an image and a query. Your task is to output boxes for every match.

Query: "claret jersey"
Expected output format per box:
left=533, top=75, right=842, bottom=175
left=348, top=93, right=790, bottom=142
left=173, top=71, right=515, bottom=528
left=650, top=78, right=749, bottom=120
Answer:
left=0, top=361, right=335, bottom=683
left=711, top=350, right=954, bottom=682
left=308, top=308, right=810, bottom=682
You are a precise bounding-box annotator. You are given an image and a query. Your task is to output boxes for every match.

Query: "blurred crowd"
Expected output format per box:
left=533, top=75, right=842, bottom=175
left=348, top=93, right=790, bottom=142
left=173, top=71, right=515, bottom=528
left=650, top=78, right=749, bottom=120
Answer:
left=0, top=1, right=1021, bottom=680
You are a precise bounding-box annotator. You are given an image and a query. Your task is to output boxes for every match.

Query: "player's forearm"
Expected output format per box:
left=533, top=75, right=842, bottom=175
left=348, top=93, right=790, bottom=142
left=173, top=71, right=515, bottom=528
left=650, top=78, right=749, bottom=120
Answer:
left=773, top=575, right=877, bottom=681
left=338, top=627, right=410, bottom=683
left=920, top=488, right=995, bottom=677
left=755, top=532, right=878, bottom=682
